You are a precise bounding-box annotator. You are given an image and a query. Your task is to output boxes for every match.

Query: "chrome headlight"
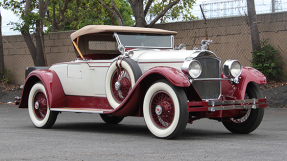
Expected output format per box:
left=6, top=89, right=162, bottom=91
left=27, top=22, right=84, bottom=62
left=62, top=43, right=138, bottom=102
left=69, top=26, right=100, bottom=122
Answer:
left=223, top=60, right=242, bottom=78
left=182, top=59, right=202, bottom=78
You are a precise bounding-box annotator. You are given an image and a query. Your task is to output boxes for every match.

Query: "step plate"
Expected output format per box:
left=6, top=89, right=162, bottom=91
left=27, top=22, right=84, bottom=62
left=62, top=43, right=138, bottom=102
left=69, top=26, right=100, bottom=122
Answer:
left=50, top=108, right=113, bottom=114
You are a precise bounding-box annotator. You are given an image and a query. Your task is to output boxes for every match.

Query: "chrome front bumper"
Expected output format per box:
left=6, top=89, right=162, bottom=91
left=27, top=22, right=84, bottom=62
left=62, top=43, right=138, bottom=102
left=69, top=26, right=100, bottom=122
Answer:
left=187, top=98, right=267, bottom=112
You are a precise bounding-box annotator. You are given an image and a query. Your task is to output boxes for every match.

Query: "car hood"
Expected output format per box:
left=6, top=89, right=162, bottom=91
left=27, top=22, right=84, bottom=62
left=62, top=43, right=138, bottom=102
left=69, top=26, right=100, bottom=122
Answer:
left=131, top=49, right=200, bottom=63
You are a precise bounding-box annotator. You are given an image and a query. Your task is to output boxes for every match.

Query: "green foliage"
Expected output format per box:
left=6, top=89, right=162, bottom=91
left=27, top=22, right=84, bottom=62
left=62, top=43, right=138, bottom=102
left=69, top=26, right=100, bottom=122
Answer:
left=0, top=69, right=13, bottom=85
left=146, top=0, right=198, bottom=23
left=0, top=0, right=134, bottom=33
left=252, top=40, right=286, bottom=81
left=0, top=0, right=41, bottom=33
left=45, top=0, right=134, bottom=31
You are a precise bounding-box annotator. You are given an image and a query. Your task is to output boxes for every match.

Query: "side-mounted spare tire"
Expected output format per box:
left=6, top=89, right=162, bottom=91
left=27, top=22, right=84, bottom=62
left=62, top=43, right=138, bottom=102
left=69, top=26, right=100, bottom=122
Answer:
left=106, top=57, right=142, bottom=109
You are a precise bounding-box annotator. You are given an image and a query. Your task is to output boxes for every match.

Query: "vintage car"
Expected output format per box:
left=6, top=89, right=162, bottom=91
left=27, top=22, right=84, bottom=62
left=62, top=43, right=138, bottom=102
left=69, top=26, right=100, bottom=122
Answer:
left=18, top=25, right=267, bottom=139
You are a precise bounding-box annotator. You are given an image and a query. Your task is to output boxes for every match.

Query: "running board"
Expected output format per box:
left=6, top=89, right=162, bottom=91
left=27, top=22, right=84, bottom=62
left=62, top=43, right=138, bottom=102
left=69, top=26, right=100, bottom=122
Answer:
left=50, top=108, right=113, bottom=114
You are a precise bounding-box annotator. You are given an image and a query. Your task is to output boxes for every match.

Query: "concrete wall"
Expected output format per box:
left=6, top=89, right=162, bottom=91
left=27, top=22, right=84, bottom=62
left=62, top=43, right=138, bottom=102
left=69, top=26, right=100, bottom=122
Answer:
left=2, top=12, right=287, bottom=85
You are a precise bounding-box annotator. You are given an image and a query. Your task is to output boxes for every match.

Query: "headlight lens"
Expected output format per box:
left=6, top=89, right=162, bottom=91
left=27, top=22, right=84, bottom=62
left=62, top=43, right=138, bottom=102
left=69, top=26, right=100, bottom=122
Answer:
left=223, top=60, right=242, bottom=78
left=182, top=59, right=202, bottom=78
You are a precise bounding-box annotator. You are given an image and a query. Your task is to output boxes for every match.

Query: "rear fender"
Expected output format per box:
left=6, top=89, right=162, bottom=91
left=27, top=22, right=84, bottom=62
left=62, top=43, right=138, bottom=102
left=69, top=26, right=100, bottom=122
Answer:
left=19, top=70, right=66, bottom=109
left=222, top=67, right=267, bottom=100
left=109, top=66, right=191, bottom=117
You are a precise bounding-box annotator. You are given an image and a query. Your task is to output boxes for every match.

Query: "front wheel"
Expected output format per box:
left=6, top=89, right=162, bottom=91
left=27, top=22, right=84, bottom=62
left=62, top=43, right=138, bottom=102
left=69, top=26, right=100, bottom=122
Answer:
left=28, top=83, right=58, bottom=128
left=222, top=82, right=265, bottom=134
left=143, top=80, right=188, bottom=139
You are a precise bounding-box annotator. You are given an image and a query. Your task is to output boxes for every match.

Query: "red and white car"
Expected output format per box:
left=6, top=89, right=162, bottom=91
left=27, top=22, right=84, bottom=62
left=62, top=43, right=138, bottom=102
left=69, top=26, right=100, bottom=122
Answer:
left=18, top=25, right=267, bottom=139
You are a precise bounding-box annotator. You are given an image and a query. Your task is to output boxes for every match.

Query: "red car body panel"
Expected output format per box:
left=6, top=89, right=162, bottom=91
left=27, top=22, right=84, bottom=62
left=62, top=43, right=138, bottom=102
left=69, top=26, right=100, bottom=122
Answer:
left=141, top=66, right=191, bottom=87
left=221, top=67, right=267, bottom=100
left=19, top=70, right=66, bottom=109
left=66, top=96, right=112, bottom=109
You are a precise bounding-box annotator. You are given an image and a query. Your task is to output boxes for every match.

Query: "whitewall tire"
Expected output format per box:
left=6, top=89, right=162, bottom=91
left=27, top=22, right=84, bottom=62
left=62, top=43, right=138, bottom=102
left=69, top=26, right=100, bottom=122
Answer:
left=143, top=80, right=188, bottom=139
left=28, top=83, right=58, bottom=128
left=106, top=58, right=141, bottom=109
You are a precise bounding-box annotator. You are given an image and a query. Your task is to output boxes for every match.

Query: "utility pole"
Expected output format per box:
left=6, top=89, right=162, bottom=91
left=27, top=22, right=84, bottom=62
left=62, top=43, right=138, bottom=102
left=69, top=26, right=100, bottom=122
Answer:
left=0, top=10, right=4, bottom=79
left=272, top=0, right=275, bottom=12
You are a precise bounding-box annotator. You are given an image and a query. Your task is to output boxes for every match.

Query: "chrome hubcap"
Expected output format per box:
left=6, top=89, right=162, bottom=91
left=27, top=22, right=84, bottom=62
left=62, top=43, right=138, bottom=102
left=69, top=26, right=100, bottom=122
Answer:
left=155, top=105, right=162, bottom=115
left=35, top=101, right=39, bottom=110
left=115, top=81, right=121, bottom=91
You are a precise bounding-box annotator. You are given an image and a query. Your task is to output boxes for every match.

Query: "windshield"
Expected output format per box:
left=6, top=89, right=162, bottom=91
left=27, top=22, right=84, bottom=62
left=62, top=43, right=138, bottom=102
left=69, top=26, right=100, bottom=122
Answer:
left=116, top=33, right=173, bottom=49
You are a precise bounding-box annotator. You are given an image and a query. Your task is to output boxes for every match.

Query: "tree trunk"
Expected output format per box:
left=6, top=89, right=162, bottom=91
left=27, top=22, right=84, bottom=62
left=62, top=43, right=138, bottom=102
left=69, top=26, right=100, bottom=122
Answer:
left=247, top=0, right=261, bottom=53
left=21, top=0, right=49, bottom=66
left=129, top=0, right=146, bottom=27
left=0, top=12, right=4, bottom=78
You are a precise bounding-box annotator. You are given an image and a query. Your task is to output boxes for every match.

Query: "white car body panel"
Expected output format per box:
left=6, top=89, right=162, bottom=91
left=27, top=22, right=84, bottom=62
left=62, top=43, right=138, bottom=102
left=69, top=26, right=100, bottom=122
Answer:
left=49, top=50, right=200, bottom=97
left=49, top=60, right=114, bottom=97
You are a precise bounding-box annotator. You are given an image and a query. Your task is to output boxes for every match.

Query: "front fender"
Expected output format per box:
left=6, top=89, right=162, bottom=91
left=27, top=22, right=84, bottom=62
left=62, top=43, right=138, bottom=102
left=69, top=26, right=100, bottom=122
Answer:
left=19, top=70, right=66, bottom=109
left=222, top=67, right=267, bottom=100
left=141, top=66, right=190, bottom=87
left=109, top=66, right=190, bottom=117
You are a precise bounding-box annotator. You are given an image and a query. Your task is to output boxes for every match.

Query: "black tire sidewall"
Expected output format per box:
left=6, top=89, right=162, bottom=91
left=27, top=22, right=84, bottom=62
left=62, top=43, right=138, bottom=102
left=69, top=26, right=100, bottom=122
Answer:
left=223, top=82, right=265, bottom=134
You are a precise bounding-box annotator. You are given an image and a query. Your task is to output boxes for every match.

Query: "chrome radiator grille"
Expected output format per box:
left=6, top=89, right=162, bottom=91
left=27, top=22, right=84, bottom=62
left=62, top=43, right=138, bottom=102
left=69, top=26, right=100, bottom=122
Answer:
left=192, top=57, right=221, bottom=100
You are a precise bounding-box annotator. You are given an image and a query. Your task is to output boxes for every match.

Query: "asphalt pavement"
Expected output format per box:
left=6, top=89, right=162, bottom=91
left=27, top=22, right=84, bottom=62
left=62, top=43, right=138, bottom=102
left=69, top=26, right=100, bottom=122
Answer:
left=0, top=105, right=286, bottom=161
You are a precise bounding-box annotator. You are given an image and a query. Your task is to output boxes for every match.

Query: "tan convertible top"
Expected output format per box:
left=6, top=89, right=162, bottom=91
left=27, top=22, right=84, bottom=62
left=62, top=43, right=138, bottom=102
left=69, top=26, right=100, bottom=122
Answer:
left=70, top=25, right=177, bottom=41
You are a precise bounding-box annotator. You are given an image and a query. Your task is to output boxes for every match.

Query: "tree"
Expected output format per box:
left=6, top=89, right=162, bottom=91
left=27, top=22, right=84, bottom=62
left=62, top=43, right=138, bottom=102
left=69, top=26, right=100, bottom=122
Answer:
left=0, top=11, right=4, bottom=78
left=247, top=0, right=261, bottom=62
left=101, top=0, right=196, bottom=27
left=1, top=0, right=49, bottom=66
left=1, top=0, right=134, bottom=66
left=45, top=0, right=134, bottom=32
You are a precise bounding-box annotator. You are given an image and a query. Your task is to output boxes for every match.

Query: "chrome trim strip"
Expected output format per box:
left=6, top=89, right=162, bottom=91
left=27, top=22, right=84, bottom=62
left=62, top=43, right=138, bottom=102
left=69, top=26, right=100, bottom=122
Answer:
left=51, top=108, right=113, bottom=114
left=208, top=104, right=258, bottom=112
left=191, top=78, right=230, bottom=81
left=207, top=98, right=258, bottom=106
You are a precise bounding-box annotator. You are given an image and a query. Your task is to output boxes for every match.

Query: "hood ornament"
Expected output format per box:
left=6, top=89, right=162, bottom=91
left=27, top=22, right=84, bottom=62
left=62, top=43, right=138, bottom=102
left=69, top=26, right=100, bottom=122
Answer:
left=201, top=39, right=212, bottom=50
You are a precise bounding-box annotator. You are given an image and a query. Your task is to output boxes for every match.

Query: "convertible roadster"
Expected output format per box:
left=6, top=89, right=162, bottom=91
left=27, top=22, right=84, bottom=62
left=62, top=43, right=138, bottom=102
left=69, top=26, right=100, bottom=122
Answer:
left=18, top=25, right=267, bottom=139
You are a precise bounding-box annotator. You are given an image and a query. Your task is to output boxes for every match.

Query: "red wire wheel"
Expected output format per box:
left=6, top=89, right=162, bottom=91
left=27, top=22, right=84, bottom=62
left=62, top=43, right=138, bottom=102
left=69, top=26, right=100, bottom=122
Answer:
left=150, top=91, right=175, bottom=128
left=111, top=68, right=132, bottom=103
left=28, top=83, right=58, bottom=128
left=33, top=91, right=48, bottom=120
left=143, top=80, right=188, bottom=139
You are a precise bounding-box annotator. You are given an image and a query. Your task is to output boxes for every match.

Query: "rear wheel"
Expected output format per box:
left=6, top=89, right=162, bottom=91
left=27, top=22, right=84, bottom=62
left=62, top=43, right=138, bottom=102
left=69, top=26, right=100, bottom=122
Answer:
left=100, top=114, right=124, bottom=124
left=28, top=83, right=58, bottom=128
left=143, top=80, right=188, bottom=139
left=222, top=83, right=265, bottom=134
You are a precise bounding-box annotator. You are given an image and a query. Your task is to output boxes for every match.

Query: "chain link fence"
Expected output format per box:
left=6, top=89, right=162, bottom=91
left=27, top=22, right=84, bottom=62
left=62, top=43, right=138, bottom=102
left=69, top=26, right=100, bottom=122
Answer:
left=155, top=11, right=287, bottom=82
left=2, top=11, right=287, bottom=85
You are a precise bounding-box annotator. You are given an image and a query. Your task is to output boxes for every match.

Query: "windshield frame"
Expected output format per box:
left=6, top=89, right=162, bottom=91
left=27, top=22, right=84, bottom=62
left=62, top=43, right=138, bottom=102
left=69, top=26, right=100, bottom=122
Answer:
left=114, top=32, right=174, bottom=49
